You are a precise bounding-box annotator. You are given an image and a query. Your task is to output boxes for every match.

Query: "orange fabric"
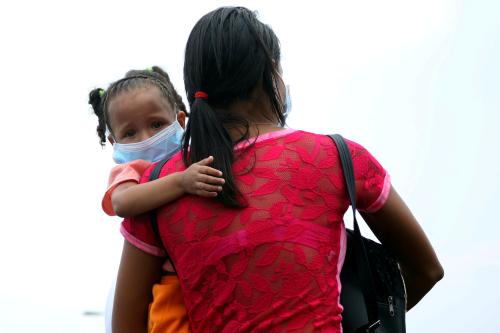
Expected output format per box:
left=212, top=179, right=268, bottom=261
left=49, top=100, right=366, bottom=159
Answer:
left=102, top=160, right=151, bottom=216
left=148, top=275, right=190, bottom=333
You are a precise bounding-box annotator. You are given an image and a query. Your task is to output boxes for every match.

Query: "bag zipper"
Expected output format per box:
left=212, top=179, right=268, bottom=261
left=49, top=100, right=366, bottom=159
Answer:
left=388, top=296, right=395, bottom=317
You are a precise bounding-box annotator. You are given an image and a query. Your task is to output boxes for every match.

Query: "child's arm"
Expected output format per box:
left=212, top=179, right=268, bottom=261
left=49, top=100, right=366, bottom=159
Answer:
left=112, top=156, right=224, bottom=217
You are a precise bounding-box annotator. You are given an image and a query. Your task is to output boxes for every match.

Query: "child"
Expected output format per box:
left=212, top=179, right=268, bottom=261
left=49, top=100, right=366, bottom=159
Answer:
left=89, top=67, right=225, bottom=218
left=89, top=66, right=218, bottom=332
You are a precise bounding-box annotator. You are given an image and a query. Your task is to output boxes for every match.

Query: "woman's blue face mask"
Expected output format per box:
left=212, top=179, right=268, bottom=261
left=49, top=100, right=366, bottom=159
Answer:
left=283, top=85, right=292, bottom=118
left=112, top=120, right=184, bottom=164
left=277, top=69, right=292, bottom=119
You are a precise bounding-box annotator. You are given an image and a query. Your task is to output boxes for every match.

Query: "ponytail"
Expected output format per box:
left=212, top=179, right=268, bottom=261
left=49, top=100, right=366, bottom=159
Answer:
left=183, top=7, right=282, bottom=208
left=183, top=98, right=246, bottom=207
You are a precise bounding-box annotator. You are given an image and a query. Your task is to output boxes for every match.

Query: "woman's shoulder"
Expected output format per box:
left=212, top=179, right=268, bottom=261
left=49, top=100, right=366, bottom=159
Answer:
left=287, top=131, right=383, bottom=174
left=233, top=128, right=375, bottom=160
left=138, top=153, right=184, bottom=183
left=275, top=129, right=364, bottom=150
left=251, top=128, right=333, bottom=147
left=299, top=131, right=371, bottom=152
left=159, top=152, right=185, bottom=174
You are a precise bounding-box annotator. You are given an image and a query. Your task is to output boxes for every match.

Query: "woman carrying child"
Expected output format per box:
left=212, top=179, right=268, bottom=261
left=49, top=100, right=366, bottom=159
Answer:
left=112, top=7, right=443, bottom=333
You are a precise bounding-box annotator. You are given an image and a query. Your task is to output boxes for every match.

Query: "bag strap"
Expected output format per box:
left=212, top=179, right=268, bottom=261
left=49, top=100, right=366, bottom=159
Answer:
left=148, top=159, right=176, bottom=273
left=329, top=134, right=381, bottom=331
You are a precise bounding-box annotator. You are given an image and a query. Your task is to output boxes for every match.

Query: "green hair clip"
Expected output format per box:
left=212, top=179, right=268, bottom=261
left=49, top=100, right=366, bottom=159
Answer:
left=145, top=67, right=153, bottom=74
left=98, top=89, right=106, bottom=98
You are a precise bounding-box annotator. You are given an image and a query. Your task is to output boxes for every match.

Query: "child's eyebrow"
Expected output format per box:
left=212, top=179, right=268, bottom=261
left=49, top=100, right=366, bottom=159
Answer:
left=114, top=122, right=135, bottom=134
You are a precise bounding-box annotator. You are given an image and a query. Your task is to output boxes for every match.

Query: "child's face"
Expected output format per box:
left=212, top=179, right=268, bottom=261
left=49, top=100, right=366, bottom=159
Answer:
left=107, top=87, right=183, bottom=144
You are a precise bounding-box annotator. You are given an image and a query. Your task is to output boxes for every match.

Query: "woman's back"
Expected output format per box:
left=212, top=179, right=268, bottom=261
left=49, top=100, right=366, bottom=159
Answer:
left=123, top=129, right=390, bottom=332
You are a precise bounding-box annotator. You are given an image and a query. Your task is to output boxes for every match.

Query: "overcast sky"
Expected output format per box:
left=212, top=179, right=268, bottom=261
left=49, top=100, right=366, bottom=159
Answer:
left=0, top=0, right=498, bottom=332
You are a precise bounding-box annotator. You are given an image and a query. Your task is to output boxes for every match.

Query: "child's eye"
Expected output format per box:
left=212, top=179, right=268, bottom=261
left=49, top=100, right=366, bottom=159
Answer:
left=151, top=121, right=164, bottom=130
left=124, top=130, right=136, bottom=138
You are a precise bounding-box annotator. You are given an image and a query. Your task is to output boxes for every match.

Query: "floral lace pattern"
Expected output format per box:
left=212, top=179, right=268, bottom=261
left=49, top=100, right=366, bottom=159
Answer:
left=122, top=130, right=389, bottom=333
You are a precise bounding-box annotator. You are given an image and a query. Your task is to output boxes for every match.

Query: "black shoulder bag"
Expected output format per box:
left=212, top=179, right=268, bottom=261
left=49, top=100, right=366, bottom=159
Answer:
left=329, top=134, right=406, bottom=333
left=148, top=159, right=176, bottom=272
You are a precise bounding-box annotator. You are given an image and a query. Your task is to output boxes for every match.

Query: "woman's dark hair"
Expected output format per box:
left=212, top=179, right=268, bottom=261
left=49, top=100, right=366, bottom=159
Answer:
left=183, top=6, right=284, bottom=207
left=88, top=66, right=187, bottom=146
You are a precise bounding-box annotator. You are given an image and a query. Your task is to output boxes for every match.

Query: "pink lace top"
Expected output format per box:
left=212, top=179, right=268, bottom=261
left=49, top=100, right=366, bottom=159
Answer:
left=122, top=129, right=390, bottom=333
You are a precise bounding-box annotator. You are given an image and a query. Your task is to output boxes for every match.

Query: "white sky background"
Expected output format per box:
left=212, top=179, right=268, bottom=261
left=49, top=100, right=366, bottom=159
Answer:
left=0, top=0, right=498, bottom=332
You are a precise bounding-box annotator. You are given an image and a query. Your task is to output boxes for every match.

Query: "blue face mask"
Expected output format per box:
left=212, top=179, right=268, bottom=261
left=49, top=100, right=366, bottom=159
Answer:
left=112, top=120, right=184, bottom=164
left=283, top=85, right=292, bottom=118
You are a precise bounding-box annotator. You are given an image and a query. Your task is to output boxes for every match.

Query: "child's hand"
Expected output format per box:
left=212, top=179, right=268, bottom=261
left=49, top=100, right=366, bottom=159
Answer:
left=181, top=156, right=225, bottom=197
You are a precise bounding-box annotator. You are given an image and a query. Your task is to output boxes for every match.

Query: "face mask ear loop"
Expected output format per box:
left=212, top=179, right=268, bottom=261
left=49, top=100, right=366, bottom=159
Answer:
left=105, top=127, right=116, bottom=143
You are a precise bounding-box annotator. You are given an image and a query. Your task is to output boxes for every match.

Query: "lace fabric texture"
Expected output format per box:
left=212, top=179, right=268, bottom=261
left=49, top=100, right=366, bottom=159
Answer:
left=122, top=130, right=389, bottom=333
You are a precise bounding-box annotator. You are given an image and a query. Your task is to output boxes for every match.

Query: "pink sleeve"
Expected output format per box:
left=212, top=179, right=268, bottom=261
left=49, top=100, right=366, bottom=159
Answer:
left=121, top=221, right=165, bottom=257
left=101, top=160, right=152, bottom=216
left=346, top=139, right=391, bottom=213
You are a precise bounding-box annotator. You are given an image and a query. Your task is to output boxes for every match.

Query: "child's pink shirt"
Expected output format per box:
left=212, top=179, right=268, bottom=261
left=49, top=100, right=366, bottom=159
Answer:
left=102, top=159, right=152, bottom=216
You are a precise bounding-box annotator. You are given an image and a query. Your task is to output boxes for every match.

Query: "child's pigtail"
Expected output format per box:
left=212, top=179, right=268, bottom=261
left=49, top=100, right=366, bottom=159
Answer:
left=88, top=88, right=107, bottom=147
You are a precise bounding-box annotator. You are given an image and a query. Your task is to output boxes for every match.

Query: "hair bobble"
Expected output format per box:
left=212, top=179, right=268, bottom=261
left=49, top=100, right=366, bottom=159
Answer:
left=145, top=67, right=153, bottom=74
left=98, top=88, right=106, bottom=98
left=194, top=91, right=209, bottom=100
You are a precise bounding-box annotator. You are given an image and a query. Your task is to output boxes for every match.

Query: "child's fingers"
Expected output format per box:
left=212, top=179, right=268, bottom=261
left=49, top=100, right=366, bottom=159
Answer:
left=194, top=181, right=221, bottom=197
left=196, top=156, right=214, bottom=166
left=193, top=157, right=223, bottom=177
left=198, top=174, right=225, bottom=185
left=196, top=182, right=223, bottom=193
left=196, top=190, right=219, bottom=198
left=199, top=166, right=223, bottom=177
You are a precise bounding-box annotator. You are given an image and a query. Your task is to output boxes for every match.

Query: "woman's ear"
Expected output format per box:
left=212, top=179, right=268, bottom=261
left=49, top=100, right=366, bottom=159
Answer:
left=107, top=134, right=115, bottom=145
left=177, top=111, right=187, bottom=129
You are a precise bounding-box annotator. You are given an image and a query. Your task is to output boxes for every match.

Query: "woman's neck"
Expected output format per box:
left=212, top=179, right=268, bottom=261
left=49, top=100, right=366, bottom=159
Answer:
left=224, top=87, right=284, bottom=142
left=226, top=123, right=284, bottom=142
